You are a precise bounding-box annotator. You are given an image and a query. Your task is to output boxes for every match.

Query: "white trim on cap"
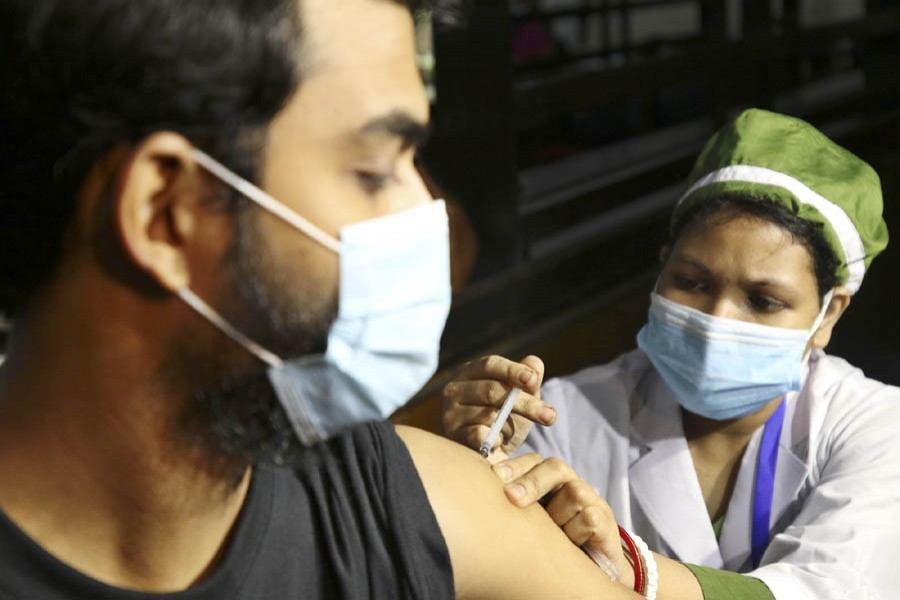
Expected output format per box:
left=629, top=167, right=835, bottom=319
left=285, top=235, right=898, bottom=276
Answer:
left=678, top=165, right=866, bottom=293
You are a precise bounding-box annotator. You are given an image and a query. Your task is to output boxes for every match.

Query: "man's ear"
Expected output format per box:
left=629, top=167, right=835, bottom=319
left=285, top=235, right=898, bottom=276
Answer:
left=810, top=286, right=852, bottom=350
left=113, top=132, right=205, bottom=293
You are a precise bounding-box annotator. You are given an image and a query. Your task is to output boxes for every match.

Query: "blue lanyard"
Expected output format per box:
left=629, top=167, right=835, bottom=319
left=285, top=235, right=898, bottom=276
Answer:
left=751, top=399, right=785, bottom=568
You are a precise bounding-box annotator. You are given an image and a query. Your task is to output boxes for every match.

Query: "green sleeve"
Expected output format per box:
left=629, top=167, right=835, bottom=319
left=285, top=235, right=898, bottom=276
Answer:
left=682, top=564, right=775, bottom=600
left=712, top=516, right=725, bottom=540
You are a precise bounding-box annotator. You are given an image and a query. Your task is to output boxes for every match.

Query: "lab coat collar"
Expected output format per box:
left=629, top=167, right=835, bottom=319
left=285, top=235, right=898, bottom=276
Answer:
left=716, top=388, right=809, bottom=570
left=629, top=359, right=817, bottom=568
left=629, top=371, right=725, bottom=567
left=718, top=358, right=815, bottom=570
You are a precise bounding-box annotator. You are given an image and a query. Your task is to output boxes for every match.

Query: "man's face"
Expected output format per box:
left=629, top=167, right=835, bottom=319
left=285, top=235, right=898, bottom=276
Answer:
left=226, top=0, right=431, bottom=356
left=181, top=0, right=432, bottom=466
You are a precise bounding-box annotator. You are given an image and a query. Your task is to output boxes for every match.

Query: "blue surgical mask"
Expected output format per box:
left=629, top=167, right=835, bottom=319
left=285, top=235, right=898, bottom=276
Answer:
left=636, top=291, right=831, bottom=420
left=178, top=150, right=451, bottom=445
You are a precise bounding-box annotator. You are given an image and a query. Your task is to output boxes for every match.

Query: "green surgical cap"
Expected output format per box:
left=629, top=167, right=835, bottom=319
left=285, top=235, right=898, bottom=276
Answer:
left=673, top=108, right=887, bottom=294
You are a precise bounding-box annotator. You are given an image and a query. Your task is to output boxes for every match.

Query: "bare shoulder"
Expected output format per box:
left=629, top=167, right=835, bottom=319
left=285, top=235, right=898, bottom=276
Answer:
left=395, top=425, right=637, bottom=600
left=395, top=424, right=487, bottom=480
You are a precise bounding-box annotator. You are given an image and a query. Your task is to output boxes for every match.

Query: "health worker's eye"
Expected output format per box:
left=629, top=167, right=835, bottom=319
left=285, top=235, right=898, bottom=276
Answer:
left=748, top=294, right=786, bottom=313
left=672, top=274, right=704, bottom=291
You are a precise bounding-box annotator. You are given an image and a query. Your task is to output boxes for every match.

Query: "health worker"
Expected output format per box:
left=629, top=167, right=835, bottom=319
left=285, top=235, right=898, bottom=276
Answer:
left=443, top=109, right=900, bottom=600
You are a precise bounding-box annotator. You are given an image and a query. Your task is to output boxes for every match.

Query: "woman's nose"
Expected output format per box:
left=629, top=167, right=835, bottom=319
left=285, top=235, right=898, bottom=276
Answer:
left=706, top=296, right=741, bottom=320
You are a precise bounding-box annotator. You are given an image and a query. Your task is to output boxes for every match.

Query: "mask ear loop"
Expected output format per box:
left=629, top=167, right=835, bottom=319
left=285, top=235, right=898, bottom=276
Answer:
left=802, top=288, right=835, bottom=365
left=177, top=288, right=284, bottom=368
left=180, top=149, right=342, bottom=368
left=192, top=150, right=341, bottom=255
left=808, top=289, right=835, bottom=339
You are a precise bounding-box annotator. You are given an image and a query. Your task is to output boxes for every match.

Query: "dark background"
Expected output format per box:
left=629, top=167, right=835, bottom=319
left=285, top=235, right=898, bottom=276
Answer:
left=1, top=2, right=897, bottom=434
left=395, top=0, right=900, bottom=431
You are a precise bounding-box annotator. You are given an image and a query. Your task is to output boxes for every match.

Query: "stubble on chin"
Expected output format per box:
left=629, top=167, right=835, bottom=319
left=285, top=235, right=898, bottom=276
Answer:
left=162, top=333, right=262, bottom=489
left=169, top=210, right=336, bottom=482
left=227, top=206, right=337, bottom=359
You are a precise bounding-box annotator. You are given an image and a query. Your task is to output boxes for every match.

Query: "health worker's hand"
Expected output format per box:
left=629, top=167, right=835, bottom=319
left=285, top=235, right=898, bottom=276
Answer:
left=441, top=355, right=554, bottom=462
left=492, top=453, right=633, bottom=589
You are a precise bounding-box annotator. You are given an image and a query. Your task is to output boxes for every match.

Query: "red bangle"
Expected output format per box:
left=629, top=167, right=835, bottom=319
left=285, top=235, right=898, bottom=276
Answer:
left=618, top=525, right=645, bottom=595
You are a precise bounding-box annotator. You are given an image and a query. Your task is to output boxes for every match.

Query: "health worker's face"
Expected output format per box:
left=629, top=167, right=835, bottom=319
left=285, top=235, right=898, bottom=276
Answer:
left=657, top=211, right=825, bottom=331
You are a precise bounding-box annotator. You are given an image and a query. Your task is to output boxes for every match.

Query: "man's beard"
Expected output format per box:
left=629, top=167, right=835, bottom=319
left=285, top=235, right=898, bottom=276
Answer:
left=173, top=209, right=338, bottom=480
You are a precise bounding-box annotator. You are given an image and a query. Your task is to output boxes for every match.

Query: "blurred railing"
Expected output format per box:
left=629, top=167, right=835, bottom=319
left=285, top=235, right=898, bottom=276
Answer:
left=418, top=0, right=900, bottom=384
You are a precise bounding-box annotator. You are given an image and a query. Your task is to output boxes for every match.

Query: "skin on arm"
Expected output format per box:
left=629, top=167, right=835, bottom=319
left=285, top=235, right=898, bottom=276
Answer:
left=495, top=453, right=705, bottom=600
left=397, top=425, right=641, bottom=600
left=441, top=355, right=556, bottom=461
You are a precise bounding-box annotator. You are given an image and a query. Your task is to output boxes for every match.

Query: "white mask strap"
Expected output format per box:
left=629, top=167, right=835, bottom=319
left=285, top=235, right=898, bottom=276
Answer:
left=192, top=149, right=341, bottom=254
left=808, top=289, right=834, bottom=340
left=802, top=289, right=835, bottom=367
left=177, top=288, right=284, bottom=368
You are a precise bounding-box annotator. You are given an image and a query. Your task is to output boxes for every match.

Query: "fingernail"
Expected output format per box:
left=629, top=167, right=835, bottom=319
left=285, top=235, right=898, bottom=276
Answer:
left=495, top=465, right=512, bottom=481
left=518, top=370, right=535, bottom=385
left=506, top=483, right=525, bottom=501
left=540, top=406, right=556, bottom=424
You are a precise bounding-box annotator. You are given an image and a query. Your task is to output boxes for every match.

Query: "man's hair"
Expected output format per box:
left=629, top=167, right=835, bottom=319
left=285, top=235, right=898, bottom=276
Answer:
left=0, top=0, right=418, bottom=318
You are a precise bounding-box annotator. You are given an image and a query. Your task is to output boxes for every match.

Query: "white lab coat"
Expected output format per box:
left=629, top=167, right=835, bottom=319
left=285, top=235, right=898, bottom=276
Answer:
left=520, top=349, right=900, bottom=599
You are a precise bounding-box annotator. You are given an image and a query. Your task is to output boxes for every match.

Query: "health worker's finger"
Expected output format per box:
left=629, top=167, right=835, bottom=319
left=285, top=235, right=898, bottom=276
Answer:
left=442, top=403, right=501, bottom=433
left=547, top=484, right=624, bottom=576
left=443, top=380, right=554, bottom=426
left=502, top=456, right=577, bottom=508
left=442, top=379, right=510, bottom=409
left=446, top=423, right=491, bottom=451
left=562, top=504, right=619, bottom=549
left=486, top=448, right=510, bottom=465
left=510, top=390, right=556, bottom=426
left=441, top=396, right=487, bottom=438
left=451, top=406, right=526, bottom=454
left=518, top=355, right=546, bottom=395
left=544, top=479, right=610, bottom=526
left=491, top=453, right=546, bottom=484
left=458, top=355, right=539, bottom=390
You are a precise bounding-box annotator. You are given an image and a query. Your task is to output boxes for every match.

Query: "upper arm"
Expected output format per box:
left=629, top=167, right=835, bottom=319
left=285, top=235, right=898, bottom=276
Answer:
left=396, top=425, right=639, bottom=600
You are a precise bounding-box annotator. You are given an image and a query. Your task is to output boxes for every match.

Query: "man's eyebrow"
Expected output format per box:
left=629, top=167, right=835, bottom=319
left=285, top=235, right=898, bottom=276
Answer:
left=357, top=110, right=431, bottom=150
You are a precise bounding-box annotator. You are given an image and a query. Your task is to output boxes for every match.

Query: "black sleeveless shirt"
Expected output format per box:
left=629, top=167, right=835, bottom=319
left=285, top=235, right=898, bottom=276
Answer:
left=0, top=421, right=454, bottom=599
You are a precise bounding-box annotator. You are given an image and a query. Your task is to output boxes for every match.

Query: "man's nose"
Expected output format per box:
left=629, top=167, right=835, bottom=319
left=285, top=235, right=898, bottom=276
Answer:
left=390, top=167, right=434, bottom=213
